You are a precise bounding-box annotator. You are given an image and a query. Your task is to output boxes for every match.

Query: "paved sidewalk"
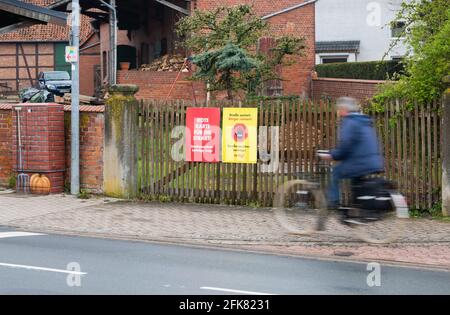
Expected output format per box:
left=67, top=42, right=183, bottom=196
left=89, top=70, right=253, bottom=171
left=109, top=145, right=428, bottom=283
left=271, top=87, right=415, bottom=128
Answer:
left=0, top=193, right=449, bottom=269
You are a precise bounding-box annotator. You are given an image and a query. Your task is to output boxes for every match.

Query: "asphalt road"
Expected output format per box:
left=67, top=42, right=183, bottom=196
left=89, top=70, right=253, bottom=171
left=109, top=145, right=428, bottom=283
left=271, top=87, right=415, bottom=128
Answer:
left=0, top=226, right=449, bottom=295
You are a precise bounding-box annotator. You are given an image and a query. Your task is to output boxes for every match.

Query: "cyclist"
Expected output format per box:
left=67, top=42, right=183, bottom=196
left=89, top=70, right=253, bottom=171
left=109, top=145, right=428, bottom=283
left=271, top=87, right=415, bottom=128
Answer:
left=319, top=97, right=384, bottom=221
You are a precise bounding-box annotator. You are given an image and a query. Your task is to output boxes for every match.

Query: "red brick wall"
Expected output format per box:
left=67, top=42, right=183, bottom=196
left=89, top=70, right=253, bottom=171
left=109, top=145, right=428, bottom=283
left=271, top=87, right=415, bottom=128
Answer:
left=194, top=0, right=310, bottom=16
left=80, top=55, right=100, bottom=97
left=118, top=70, right=206, bottom=101
left=0, top=104, right=105, bottom=193
left=65, top=107, right=104, bottom=193
left=80, top=34, right=101, bottom=97
left=11, top=104, right=65, bottom=193
left=268, top=5, right=315, bottom=97
left=311, top=78, right=385, bottom=103
left=0, top=108, right=12, bottom=186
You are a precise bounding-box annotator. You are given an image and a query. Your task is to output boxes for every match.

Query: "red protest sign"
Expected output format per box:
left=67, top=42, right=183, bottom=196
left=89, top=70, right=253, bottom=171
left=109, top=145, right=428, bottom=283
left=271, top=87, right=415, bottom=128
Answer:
left=186, top=108, right=221, bottom=162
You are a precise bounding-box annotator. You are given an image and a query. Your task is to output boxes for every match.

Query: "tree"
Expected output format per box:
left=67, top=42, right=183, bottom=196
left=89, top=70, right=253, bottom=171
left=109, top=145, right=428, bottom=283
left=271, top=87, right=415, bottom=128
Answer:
left=192, top=42, right=259, bottom=100
left=176, top=5, right=305, bottom=100
left=374, top=0, right=450, bottom=107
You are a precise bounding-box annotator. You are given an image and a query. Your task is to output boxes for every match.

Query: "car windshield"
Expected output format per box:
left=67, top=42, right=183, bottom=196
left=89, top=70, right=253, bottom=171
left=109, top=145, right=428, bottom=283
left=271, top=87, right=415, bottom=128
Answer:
left=44, top=72, right=70, bottom=81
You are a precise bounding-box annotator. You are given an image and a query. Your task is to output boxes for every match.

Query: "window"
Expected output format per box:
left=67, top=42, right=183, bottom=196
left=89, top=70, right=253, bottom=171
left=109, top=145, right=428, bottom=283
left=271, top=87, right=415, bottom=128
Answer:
left=321, top=56, right=348, bottom=64
left=102, top=51, right=107, bottom=80
left=44, top=72, right=70, bottom=81
left=391, top=56, right=403, bottom=61
left=391, top=21, right=406, bottom=38
left=141, top=43, right=149, bottom=65
left=161, top=38, right=168, bottom=56
left=266, top=76, right=283, bottom=97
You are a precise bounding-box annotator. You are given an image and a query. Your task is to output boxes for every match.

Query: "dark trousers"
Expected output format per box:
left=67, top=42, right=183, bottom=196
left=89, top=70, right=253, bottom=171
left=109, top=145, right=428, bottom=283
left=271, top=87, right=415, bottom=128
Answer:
left=327, top=164, right=344, bottom=208
left=328, top=164, right=370, bottom=208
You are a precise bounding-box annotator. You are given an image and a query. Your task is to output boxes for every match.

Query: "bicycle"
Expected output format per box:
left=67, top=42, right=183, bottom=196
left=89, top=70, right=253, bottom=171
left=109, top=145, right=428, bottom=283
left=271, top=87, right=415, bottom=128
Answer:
left=273, top=151, right=410, bottom=244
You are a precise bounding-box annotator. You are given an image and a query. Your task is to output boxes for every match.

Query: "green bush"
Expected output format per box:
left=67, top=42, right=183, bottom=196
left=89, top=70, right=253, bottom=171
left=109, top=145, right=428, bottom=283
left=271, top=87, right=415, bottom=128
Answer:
left=315, top=60, right=405, bottom=80
left=8, top=174, right=16, bottom=189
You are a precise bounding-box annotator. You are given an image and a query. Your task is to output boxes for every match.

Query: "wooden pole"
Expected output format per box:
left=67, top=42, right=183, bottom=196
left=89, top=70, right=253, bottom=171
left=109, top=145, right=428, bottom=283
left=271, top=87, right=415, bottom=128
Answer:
left=442, top=76, right=450, bottom=216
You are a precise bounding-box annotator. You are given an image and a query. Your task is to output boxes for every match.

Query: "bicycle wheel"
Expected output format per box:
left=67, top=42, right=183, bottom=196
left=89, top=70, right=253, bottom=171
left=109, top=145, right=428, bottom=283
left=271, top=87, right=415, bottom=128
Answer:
left=352, top=202, right=407, bottom=244
left=273, top=179, right=328, bottom=235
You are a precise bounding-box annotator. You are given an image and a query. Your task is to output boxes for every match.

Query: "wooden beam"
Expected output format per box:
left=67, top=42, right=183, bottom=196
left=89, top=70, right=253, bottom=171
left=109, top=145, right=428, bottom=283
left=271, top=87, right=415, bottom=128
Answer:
left=0, top=20, right=35, bottom=35
left=154, top=0, right=189, bottom=15
left=18, top=43, right=34, bottom=87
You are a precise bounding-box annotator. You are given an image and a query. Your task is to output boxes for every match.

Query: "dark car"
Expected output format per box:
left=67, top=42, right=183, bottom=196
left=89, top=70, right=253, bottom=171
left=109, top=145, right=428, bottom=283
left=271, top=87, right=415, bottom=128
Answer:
left=38, top=71, right=72, bottom=96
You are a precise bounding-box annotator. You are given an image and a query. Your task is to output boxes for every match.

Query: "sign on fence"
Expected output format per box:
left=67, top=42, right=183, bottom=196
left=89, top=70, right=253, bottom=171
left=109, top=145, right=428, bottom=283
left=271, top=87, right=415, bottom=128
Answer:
left=222, top=108, right=258, bottom=164
left=186, top=107, right=221, bottom=162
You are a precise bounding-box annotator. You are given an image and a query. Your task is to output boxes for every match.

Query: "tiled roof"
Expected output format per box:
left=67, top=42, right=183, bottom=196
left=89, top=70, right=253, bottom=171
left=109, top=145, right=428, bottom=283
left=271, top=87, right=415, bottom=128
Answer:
left=64, top=105, right=104, bottom=113
left=0, top=0, right=93, bottom=42
left=0, top=104, right=12, bottom=110
left=316, top=41, right=361, bottom=53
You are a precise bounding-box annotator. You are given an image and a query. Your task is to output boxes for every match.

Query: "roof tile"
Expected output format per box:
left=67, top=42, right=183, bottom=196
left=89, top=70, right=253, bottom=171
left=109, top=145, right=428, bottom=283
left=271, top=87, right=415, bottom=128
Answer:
left=0, top=0, right=93, bottom=42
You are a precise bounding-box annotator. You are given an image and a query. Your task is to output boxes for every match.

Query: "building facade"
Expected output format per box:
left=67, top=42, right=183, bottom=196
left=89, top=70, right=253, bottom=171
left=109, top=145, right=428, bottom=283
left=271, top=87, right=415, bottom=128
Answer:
left=97, top=0, right=317, bottom=100
left=0, top=0, right=100, bottom=97
left=3, top=0, right=316, bottom=100
left=315, top=0, right=408, bottom=64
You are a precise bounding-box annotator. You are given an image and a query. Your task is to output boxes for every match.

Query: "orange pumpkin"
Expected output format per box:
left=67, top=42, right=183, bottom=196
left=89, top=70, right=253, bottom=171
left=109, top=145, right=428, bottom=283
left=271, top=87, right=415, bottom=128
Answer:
left=30, top=174, right=51, bottom=195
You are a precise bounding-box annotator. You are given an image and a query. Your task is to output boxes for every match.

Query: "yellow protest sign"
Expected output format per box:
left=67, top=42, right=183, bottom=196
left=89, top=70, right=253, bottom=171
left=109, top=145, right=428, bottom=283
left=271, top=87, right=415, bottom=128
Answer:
left=222, top=108, right=258, bottom=164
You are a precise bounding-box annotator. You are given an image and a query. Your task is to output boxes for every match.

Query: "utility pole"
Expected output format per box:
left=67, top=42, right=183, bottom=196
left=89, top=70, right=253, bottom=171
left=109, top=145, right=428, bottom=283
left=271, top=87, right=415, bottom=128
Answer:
left=70, top=0, right=80, bottom=195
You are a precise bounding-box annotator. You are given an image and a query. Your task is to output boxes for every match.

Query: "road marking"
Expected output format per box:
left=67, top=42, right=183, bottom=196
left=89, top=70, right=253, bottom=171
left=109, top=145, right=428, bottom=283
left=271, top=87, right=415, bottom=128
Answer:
left=0, top=263, right=87, bottom=275
left=200, top=286, right=277, bottom=295
left=0, top=232, right=45, bottom=239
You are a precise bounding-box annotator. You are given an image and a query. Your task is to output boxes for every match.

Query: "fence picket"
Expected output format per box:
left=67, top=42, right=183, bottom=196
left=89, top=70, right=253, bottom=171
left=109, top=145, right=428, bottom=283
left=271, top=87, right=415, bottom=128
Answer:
left=427, top=101, right=432, bottom=209
left=433, top=100, right=439, bottom=204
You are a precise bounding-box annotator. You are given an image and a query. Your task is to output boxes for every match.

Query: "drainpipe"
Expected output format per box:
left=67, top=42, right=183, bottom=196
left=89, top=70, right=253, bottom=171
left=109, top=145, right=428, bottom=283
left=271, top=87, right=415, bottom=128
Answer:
left=100, top=0, right=117, bottom=86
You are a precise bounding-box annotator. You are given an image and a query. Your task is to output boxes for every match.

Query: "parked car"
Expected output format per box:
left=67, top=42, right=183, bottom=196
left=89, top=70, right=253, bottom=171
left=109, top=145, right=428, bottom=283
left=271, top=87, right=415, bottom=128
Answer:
left=38, top=71, right=72, bottom=96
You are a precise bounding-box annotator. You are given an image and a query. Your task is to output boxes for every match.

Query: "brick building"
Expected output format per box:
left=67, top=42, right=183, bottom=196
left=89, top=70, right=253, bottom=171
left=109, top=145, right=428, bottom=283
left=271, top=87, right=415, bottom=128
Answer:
left=49, top=0, right=316, bottom=101
left=0, top=0, right=101, bottom=97
left=193, top=0, right=316, bottom=99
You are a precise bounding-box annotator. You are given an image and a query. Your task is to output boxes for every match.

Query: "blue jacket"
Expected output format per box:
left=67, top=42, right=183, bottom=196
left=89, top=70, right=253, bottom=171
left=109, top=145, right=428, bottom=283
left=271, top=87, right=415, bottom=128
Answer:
left=331, top=113, right=384, bottom=178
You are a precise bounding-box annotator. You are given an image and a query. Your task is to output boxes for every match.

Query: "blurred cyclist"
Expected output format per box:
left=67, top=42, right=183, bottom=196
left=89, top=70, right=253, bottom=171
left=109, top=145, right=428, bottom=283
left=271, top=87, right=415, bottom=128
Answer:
left=319, top=97, right=384, bottom=213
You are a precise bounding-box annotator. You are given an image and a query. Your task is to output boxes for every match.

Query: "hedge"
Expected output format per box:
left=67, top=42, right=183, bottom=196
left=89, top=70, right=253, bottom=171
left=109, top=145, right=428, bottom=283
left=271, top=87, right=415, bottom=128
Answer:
left=315, top=60, right=405, bottom=80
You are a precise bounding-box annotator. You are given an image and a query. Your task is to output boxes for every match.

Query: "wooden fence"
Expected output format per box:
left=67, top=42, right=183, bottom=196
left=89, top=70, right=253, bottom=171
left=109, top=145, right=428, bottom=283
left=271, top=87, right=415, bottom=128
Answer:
left=137, top=99, right=441, bottom=209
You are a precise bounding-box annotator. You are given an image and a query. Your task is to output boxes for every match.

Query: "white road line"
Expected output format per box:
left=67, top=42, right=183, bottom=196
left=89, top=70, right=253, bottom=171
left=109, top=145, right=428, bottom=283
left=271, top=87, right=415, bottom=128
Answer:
left=0, top=263, right=87, bottom=275
left=200, top=287, right=277, bottom=295
left=0, top=232, right=45, bottom=239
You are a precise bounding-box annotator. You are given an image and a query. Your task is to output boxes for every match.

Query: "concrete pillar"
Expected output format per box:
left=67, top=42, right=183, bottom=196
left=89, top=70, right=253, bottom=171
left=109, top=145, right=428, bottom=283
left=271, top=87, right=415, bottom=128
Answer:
left=103, top=84, right=139, bottom=198
left=442, top=76, right=450, bottom=216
